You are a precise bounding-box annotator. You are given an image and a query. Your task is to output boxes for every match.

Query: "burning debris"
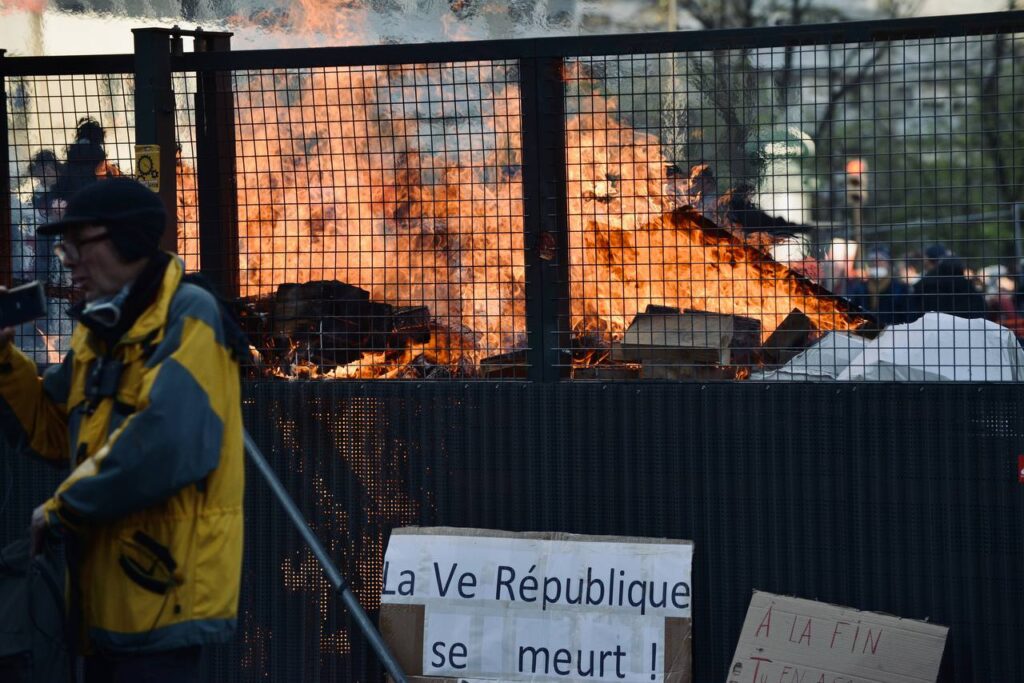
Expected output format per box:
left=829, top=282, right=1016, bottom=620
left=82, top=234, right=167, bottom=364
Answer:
left=610, top=306, right=761, bottom=380
left=238, top=280, right=477, bottom=378
left=240, top=199, right=866, bottom=378
left=169, top=58, right=869, bottom=380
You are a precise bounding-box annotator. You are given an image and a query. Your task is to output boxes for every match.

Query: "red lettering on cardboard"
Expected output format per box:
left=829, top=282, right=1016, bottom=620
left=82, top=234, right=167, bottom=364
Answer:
left=755, top=605, right=773, bottom=639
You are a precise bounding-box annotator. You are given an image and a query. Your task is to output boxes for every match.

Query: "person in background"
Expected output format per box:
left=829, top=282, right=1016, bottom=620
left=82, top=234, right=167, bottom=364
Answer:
left=49, top=117, right=120, bottom=221
left=27, top=150, right=66, bottom=285
left=982, top=266, right=1016, bottom=323
left=844, top=246, right=915, bottom=327
left=28, top=150, right=64, bottom=220
left=913, top=244, right=986, bottom=319
left=895, top=249, right=922, bottom=288
left=824, top=238, right=859, bottom=296
left=0, top=178, right=243, bottom=683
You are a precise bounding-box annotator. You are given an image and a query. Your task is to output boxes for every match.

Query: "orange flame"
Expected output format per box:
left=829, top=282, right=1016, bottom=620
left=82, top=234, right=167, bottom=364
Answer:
left=566, top=98, right=864, bottom=344
left=1, top=0, right=48, bottom=15
left=230, top=0, right=368, bottom=47
left=174, top=60, right=862, bottom=378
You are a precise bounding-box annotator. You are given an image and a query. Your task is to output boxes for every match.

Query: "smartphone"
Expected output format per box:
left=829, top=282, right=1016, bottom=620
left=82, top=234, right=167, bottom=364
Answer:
left=0, top=281, right=47, bottom=328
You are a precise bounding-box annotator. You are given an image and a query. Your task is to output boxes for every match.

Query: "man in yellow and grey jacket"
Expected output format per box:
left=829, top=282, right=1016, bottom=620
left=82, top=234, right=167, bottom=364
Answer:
left=0, top=177, right=243, bottom=682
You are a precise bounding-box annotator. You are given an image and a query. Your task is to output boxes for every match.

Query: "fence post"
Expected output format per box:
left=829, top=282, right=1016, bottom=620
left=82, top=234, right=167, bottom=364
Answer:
left=0, top=49, right=11, bottom=288
left=132, top=28, right=178, bottom=253
left=194, top=31, right=239, bottom=298
left=520, top=56, right=572, bottom=382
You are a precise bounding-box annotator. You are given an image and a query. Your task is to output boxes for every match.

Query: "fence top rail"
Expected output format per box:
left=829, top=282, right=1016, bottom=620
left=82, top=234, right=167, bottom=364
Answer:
left=1, top=10, right=1021, bottom=77
left=0, top=53, right=133, bottom=77
left=171, top=9, right=1024, bottom=73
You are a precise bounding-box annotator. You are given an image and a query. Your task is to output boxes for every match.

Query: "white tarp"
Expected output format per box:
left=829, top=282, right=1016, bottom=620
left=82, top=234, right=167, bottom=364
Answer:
left=752, top=313, right=1024, bottom=382
left=837, top=312, right=1024, bottom=382
left=750, top=332, right=868, bottom=381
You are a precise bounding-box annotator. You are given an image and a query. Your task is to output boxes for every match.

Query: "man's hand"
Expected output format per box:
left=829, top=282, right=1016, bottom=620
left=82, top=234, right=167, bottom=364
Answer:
left=30, top=504, right=48, bottom=557
left=0, top=286, right=14, bottom=350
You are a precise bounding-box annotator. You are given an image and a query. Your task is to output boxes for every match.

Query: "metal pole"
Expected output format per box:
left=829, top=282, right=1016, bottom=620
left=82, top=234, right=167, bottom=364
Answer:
left=242, top=431, right=409, bottom=683
left=133, top=28, right=179, bottom=253
left=520, top=56, right=571, bottom=381
left=0, top=49, right=12, bottom=289
left=194, top=30, right=240, bottom=298
left=1014, top=202, right=1023, bottom=271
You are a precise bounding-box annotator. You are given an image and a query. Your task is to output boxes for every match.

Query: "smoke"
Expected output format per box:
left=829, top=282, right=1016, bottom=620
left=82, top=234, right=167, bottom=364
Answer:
left=31, top=0, right=584, bottom=48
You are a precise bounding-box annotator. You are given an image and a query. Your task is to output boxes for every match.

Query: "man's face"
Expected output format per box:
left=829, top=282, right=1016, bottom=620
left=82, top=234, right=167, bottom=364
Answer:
left=61, top=225, right=136, bottom=301
left=867, top=256, right=891, bottom=281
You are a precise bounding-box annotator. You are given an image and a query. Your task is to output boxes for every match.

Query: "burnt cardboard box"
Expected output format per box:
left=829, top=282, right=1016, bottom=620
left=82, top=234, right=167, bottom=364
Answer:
left=759, top=308, right=816, bottom=367
left=612, top=308, right=760, bottom=371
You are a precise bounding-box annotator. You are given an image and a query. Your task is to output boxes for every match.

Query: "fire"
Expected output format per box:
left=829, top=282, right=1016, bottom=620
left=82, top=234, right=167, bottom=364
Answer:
left=176, top=152, right=200, bottom=273
left=0, top=0, right=48, bottom=15
left=230, top=64, right=525, bottom=370
left=556, top=56, right=860, bottom=333
left=566, top=97, right=864, bottom=345
left=174, top=57, right=863, bottom=378
left=232, top=0, right=367, bottom=48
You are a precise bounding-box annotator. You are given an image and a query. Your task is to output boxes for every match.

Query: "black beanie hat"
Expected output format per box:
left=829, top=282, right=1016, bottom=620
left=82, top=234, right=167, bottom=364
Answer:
left=39, top=177, right=166, bottom=261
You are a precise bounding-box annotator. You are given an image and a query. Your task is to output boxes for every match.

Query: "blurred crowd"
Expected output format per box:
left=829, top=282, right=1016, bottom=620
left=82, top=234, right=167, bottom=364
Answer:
left=10, top=117, right=121, bottom=363
left=823, top=239, right=1024, bottom=337
left=20, top=117, right=121, bottom=286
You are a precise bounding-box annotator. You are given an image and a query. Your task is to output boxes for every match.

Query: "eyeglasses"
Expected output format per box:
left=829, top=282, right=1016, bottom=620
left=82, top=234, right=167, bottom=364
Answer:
left=54, top=232, right=110, bottom=266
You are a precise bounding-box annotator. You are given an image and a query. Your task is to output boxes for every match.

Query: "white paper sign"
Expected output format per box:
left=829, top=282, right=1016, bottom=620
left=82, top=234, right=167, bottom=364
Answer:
left=381, top=528, right=693, bottom=682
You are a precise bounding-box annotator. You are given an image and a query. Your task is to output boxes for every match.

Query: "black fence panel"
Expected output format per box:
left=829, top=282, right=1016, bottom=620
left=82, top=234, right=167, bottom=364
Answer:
left=1, top=383, right=1021, bottom=681
left=0, top=381, right=986, bottom=681
left=1, top=12, right=1023, bottom=683
left=7, top=14, right=1024, bottom=382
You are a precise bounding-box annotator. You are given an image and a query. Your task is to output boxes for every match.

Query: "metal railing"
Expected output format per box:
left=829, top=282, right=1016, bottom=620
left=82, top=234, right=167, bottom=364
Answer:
left=4, top=11, right=1024, bottom=381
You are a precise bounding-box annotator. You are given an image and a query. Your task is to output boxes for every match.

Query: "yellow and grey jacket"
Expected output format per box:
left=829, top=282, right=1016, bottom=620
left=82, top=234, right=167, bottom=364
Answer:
left=0, top=256, right=243, bottom=653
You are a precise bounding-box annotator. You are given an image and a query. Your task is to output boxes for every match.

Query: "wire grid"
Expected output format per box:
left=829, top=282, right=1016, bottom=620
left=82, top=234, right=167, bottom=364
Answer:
left=174, top=71, right=202, bottom=273
left=4, top=71, right=203, bottom=367
left=229, top=61, right=526, bottom=379
left=563, top=33, right=1024, bottom=382
left=5, top=72, right=135, bottom=365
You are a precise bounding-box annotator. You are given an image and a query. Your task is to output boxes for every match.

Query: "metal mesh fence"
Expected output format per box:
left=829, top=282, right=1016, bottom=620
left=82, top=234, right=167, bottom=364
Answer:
left=6, top=19, right=1024, bottom=381
left=1, top=16, right=1024, bottom=683
left=5, top=71, right=135, bottom=363
left=563, top=33, right=1024, bottom=381
left=6, top=382, right=1018, bottom=681
left=174, top=71, right=202, bottom=273
left=3, top=66, right=205, bottom=366
left=227, top=62, right=526, bottom=379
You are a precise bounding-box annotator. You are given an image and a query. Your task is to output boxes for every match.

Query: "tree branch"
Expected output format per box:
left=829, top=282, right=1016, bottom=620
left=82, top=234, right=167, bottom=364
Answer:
left=812, top=44, right=891, bottom=146
left=979, top=33, right=1019, bottom=204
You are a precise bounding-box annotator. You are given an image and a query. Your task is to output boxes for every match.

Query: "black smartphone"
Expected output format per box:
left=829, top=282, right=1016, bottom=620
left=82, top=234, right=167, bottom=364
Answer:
left=0, top=281, right=47, bottom=328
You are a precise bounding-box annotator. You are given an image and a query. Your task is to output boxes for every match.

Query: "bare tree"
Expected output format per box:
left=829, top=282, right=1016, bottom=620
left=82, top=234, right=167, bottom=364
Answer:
left=979, top=0, right=1023, bottom=206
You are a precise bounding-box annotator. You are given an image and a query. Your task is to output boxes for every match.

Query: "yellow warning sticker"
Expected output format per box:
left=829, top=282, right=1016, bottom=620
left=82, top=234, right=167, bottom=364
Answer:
left=135, top=144, right=161, bottom=192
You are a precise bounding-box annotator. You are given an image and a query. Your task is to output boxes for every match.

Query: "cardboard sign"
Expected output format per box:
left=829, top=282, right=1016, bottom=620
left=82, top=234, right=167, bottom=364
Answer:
left=380, top=527, right=694, bottom=683
left=727, top=592, right=948, bottom=683
left=134, top=144, right=160, bottom=191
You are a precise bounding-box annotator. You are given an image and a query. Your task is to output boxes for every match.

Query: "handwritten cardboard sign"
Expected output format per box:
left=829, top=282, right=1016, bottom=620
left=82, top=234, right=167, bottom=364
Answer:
left=380, top=527, right=694, bottom=682
left=727, top=591, right=948, bottom=683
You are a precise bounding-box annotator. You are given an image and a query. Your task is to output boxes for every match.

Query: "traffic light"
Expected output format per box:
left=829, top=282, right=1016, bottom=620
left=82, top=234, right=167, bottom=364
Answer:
left=845, top=158, right=868, bottom=206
